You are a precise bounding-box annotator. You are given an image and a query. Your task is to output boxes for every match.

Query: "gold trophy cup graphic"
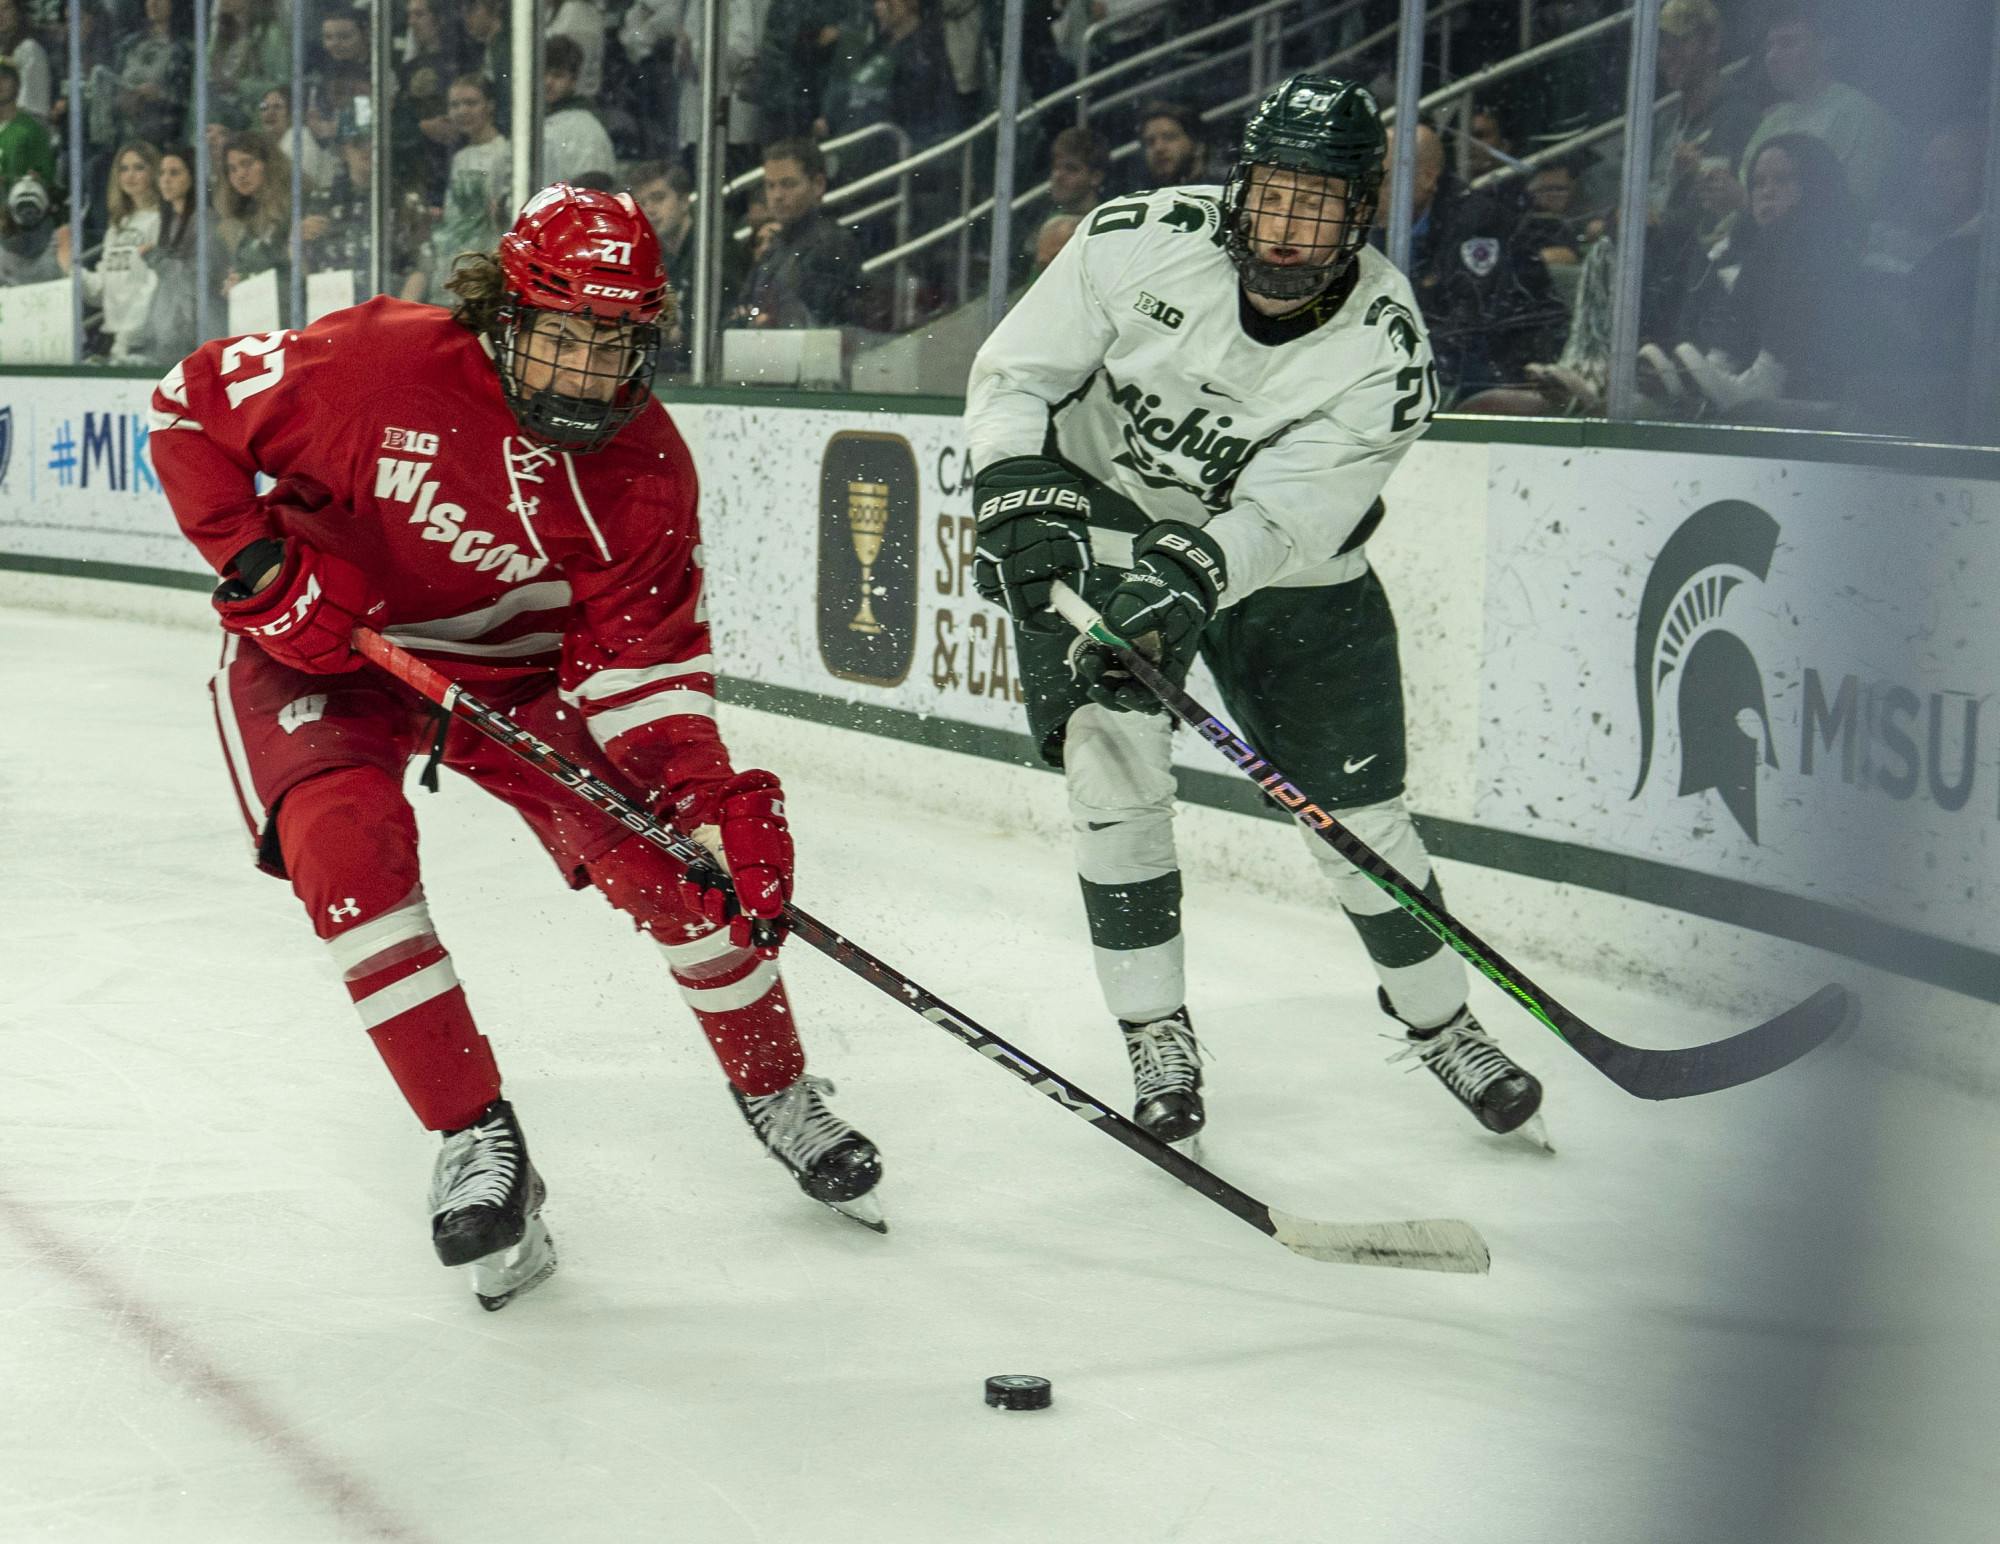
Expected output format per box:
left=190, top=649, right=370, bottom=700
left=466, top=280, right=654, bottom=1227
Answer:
left=846, top=479, right=890, bottom=634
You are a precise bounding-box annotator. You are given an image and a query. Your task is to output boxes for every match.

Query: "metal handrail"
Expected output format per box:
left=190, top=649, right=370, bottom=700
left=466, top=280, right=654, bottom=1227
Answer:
left=1385, top=7, right=1634, bottom=124
left=1464, top=57, right=1752, bottom=195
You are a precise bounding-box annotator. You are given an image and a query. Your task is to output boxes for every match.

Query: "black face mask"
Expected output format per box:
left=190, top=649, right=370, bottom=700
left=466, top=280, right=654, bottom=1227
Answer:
left=1222, top=162, right=1378, bottom=302
left=491, top=304, right=662, bottom=453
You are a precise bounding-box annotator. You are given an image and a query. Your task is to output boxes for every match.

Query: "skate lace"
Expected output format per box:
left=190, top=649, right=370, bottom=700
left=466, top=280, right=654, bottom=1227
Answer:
left=1386, top=1018, right=1515, bottom=1103
left=1124, top=1018, right=1205, bottom=1102
left=431, top=1115, right=521, bottom=1216
left=745, top=1076, right=854, bottom=1172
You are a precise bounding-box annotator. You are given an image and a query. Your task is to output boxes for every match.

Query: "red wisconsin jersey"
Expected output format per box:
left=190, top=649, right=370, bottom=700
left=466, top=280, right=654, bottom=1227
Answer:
left=151, top=297, right=732, bottom=816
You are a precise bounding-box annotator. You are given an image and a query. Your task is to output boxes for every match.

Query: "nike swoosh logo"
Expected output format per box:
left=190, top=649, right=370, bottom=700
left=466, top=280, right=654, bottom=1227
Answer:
left=1086, top=820, right=1123, bottom=831
left=1199, top=383, right=1237, bottom=399
left=1343, top=754, right=1378, bottom=774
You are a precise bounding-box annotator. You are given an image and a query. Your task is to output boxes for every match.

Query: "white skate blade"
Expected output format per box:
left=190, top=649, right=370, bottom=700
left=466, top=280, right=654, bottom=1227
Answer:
left=826, top=1191, right=888, bottom=1234
left=1510, top=1114, right=1555, bottom=1154
left=470, top=1215, right=558, bottom=1311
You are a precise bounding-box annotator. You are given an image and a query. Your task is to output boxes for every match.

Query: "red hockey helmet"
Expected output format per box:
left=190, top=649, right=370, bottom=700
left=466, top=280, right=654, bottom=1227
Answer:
left=491, top=185, right=668, bottom=451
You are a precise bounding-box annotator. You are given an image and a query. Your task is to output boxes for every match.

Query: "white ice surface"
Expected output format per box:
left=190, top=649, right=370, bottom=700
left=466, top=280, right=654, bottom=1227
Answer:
left=3, top=608, right=1997, bottom=1544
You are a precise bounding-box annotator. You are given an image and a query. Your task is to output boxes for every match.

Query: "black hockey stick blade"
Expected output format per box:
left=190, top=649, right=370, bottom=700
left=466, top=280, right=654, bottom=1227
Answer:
left=352, top=627, right=1489, bottom=1275
left=1578, top=982, right=1852, bottom=1101
left=1048, top=583, right=1852, bottom=1101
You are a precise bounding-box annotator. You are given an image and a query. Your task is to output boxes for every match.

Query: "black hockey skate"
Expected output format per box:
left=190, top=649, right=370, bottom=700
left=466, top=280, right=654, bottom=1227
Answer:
left=430, top=1098, right=558, bottom=1310
left=1379, top=988, right=1550, bottom=1148
left=1121, top=1009, right=1206, bottom=1145
left=732, top=1075, right=886, bottom=1233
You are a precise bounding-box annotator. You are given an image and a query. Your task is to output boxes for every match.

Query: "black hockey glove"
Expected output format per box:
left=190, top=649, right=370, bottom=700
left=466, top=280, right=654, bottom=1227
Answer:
left=971, top=455, right=1092, bottom=634
left=1069, top=521, right=1226, bottom=714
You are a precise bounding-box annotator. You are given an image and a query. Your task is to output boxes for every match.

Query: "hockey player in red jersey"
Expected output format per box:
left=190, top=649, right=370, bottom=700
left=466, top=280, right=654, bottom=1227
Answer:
left=151, top=185, right=883, bottom=1309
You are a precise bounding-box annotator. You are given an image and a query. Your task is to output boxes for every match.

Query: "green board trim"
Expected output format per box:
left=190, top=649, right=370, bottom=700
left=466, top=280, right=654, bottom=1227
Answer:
left=0, top=553, right=213, bottom=591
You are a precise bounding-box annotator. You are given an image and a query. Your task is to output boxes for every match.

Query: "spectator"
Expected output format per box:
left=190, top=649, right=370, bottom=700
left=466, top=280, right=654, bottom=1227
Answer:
left=1652, top=0, right=1761, bottom=243
left=630, top=159, right=693, bottom=370
left=733, top=135, right=860, bottom=328
left=1463, top=104, right=1513, bottom=181
left=396, top=0, right=460, bottom=203
left=207, top=0, right=289, bottom=134
left=300, top=109, right=421, bottom=289
left=52, top=3, right=122, bottom=194
left=0, top=169, right=58, bottom=285
left=1031, top=210, right=1078, bottom=275
left=1383, top=120, right=1562, bottom=404
left=936, top=0, right=988, bottom=126
left=213, top=128, right=291, bottom=301
left=1855, top=122, right=1987, bottom=439
left=115, top=0, right=193, bottom=151
left=1515, top=154, right=1599, bottom=268
left=130, top=143, right=210, bottom=362
left=542, top=35, right=616, bottom=185
left=309, top=8, right=374, bottom=144
left=754, top=0, right=873, bottom=141
left=408, top=71, right=510, bottom=301
left=824, top=0, right=965, bottom=151
left=1739, top=2, right=1903, bottom=212
left=0, top=0, right=49, bottom=121
left=256, top=87, right=337, bottom=195
left=457, top=0, right=511, bottom=114
left=1137, top=100, right=1215, bottom=188
left=546, top=0, right=609, bottom=102
left=59, top=140, right=162, bottom=362
left=0, top=57, right=54, bottom=195
left=1645, top=132, right=1864, bottom=421
left=1046, top=125, right=1106, bottom=216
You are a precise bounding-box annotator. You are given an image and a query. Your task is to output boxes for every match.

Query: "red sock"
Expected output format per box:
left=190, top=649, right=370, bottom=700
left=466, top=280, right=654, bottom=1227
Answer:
left=672, top=950, right=806, bottom=1096
left=347, top=943, right=501, bottom=1131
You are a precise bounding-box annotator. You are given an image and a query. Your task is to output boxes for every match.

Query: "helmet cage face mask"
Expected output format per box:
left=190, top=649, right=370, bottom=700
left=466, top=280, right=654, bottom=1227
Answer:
left=1223, top=161, right=1379, bottom=302
left=492, top=303, right=662, bottom=453
left=1224, top=73, right=1387, bottom=302
left=491, top=184, right=669, bottom=452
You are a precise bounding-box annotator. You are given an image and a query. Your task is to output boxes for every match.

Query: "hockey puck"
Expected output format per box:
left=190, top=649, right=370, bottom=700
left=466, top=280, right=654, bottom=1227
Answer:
left=984, top=1374, right=1053, bottom=1411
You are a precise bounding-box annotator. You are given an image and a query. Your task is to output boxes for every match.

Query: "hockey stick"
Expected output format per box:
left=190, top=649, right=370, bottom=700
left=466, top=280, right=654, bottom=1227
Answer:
left=1048, top=580, right=1851, bottom=1101
left=350, top=627, right=1489, bottom=1275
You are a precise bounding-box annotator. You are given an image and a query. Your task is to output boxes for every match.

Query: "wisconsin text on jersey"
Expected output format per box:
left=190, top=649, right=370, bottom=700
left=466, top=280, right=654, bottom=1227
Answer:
left=371, top=429, right=557, bottom=585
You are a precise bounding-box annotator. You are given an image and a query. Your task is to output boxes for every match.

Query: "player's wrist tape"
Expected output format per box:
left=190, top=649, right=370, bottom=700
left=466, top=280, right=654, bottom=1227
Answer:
left=229, top=537, right=287, bottom=591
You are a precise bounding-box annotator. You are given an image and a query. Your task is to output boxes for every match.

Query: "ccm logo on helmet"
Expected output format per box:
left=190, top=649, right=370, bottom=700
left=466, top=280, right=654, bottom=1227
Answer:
left=581, top=282, right=641, bottom=300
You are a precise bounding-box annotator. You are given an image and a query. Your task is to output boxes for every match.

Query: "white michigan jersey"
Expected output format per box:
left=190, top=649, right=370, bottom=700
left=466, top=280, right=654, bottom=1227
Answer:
left=966, top=186, right=1438, bottom=599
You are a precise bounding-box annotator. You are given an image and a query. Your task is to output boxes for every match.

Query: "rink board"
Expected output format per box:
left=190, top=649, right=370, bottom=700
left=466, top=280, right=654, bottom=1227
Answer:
left=2, top=372, right=1996, bottom=1018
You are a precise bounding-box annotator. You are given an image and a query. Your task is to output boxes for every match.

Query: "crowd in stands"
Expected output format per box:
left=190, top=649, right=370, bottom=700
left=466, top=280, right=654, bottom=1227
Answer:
left=0, top=0, right=1988, bottom=441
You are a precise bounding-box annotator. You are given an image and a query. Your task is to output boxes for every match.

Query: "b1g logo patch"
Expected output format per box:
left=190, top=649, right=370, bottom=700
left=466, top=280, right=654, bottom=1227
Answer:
left=817, top=432, right=918, bottom=687
left=1134, top=292, right=1185, bottom=330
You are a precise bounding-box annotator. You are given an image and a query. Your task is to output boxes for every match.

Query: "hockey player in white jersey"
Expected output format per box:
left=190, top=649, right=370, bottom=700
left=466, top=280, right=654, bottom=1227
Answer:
left=965, top=74, right=1545, bottom=1146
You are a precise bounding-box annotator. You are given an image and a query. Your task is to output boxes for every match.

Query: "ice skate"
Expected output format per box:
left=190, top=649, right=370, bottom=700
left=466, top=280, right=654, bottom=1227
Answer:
left=1121, top=1009, right=1206, bottom=1146
left=732, top=1075, right=886, bottom=1233
left=1380, top=989, right=1550, bottom=1150
left=430, top=1098, right=559, bottom=1308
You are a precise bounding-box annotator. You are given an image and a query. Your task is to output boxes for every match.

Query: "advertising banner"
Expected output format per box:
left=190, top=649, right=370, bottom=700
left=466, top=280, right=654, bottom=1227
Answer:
left=1480, top=445, right=2000, bottom=955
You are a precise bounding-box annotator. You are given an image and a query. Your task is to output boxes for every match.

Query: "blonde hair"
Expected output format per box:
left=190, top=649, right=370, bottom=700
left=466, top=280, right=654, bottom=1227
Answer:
left=106, top=141, right=163, bottom=227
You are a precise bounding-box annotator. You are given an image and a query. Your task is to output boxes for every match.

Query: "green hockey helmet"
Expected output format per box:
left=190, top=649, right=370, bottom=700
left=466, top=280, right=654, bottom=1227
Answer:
left=1223, top=73, right=1386, bottom=301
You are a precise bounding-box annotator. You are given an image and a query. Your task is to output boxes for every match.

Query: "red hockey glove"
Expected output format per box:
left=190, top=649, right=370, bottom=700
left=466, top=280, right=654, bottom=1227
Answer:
left=678, top=770, right=795, bottom=956
left=214, top=540, right=385, bottom=675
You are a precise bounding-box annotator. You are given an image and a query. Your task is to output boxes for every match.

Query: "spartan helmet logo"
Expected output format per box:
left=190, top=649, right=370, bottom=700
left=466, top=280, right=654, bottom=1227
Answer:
left=1630, top=500, right=1780, bottom=842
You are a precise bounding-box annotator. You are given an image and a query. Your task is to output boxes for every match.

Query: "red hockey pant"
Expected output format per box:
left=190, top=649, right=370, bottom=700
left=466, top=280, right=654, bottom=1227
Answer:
left=210, top=637, right=804, bottom=1130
